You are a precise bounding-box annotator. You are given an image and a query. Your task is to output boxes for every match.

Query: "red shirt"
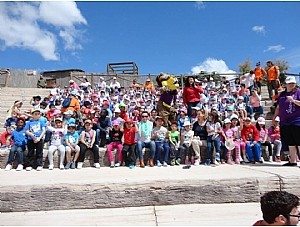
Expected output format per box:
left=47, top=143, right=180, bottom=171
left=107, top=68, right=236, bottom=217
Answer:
left=123, top=127, right=137, bottom=145
left=120, top=111, right=129, bottom=121
left=182, top=85, right=203, bottom=104
left=241, top=124, right=259, bottom=142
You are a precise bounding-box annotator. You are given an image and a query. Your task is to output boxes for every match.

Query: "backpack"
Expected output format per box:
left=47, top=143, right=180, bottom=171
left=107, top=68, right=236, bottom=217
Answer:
left=62, top=97, right=71, bottom=108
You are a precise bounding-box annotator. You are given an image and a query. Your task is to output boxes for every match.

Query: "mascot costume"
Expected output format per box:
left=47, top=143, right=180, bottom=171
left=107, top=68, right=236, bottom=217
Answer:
left=156, top=73, right=179, bottom=128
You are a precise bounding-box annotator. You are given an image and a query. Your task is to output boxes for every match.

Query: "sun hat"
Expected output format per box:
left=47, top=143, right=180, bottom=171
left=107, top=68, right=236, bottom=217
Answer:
left=114, top=108, right=121, bottom=113
left=31, top=109, right=41, bottom=114
left=275, top=116, right=280, bottom=122
left=112, top=120, right=120, bottom=126
left=257, top=117, right=265, bottom=125
left=230, top=114, right=239, bottom=121
left=54, top=117, right=63, bottom=122
left=225, top=138, right=235, bottom=151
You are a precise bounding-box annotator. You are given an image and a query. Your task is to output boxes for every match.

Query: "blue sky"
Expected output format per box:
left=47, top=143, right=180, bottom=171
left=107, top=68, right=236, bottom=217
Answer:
left=1, top=1, right=300, bottom=75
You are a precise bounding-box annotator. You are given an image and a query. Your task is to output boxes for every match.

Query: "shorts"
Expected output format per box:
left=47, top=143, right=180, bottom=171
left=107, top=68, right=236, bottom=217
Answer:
left=280, top=125, right=300, bottom=146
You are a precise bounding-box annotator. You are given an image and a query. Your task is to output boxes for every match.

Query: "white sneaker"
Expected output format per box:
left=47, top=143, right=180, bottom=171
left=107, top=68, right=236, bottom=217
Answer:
left=157, top=160, right=162, bottom=167
left=5, top=164, right=12, bottom=171
left=37, top=166, right=43, bottom=171
left=243, top=156, right=249, bottom=163
left=16, top=164, right=23, bottom=171
left=26, top=166, right=32, bottom=171
left=260, top=157, right=265, bottom=163
left=110, top=161, right=115, bottom=168
left=94, top=163, right=100, bottom=169
left=59, top=164, right=65, bottom=170
left=163, top=161, right=168, bottom=167
left=77, top=162, right=83, bottom=169
left=194, top=159, right=200, bottom=166
left=114, top=162, right=120, bottom=167
left=48, top=164, right=54, bottom=170
left=269, top=156, right=273, bottom=162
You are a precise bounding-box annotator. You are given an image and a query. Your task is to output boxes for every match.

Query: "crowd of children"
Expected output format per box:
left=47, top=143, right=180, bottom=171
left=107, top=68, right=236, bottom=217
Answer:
left=1, top=75, right=292, bottom=171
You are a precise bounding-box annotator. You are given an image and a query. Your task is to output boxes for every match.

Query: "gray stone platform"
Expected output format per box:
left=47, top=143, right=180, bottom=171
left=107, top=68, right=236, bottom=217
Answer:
left=0, top=162, right=299, bottom=213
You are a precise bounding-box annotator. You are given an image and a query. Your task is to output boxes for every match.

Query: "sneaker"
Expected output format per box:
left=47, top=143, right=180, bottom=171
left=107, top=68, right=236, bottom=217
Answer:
left=283, top=162, right=297, bottom=166
left=48, top=164, right=54, bottom=170
left=70, top=162, right=76, bottom=169
left=227, top=159, right=233, bottom=165
left=26, top=166, right=32, bottom=171
left=59, top=164, right=64, bottom=170
left=275, top=156, right=281, bottom=163
left=157, top=160, right=162, bottom=167
left=205, top=159, right=211, bottom=166
left=37, top=166, right=43, bottom=171
left=5, top=164, right=12, bottom=171
left=269, top=156, right=273, bottom=162
left=115, top=162, right=120, bottom=167
left=110, top=161, right=115, bottom=168
left=214, top=160, right=220, bottom=166
left=260, top=157, right=265, bottom=163
left=235, top=159, right=240, bottom=165
left=175, top=158, right=181, bottom=165
left=194, top=159, right=200, bottom=166
left=170, top=159, right=175, bottom=166
left=65, top=162, right=71, bottom=169
left=129, top=164, right=135, bottom=169
left=163, top=161, right=168, bottom=167
left=16, top=164, right=23, bottom=171
left=77, top=162, right=83, bottom=169
left=215, top=152, right=220, bottom=162
left=94, top=163, right=100, bottom=169
left=243, top=156, right=250, bottom=163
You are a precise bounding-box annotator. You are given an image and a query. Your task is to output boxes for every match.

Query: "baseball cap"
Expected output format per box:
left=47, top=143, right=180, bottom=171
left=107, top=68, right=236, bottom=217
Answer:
left=224, top=118, right=231, bottom=124
left=125, top=119, right=133, bottom=124
left=257, top=117, right=265, bottom=125
left=31, top=109, right=41, bottom=114
left=230, top=114, right=239, bottom=121
left=17, top=117, right=26, bottom=123
left=285, top=76, right=296, bottom=84
left=64, top=110, right=73, bottom=115
left=69, top=80, right=74, bottom=83
left=84, top=119, right=92, bottom=124
left=55, top=117, right=63, bottom=122
left=114, top=108, right=121, bottom=113
left=183, top=121, right=191, bottom=127
left=102, top=101, right=109, bottom=106
left=119, top=103, right=126, bottom=108
left=68, top=123, right=76, bottom=128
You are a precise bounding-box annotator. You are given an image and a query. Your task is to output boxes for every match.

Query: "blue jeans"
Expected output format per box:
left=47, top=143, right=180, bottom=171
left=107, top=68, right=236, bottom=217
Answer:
left=155, top=140, right=170, bottom=163
left=187, top=101, right=201, bottom=117
left=7, top=145, right=26, bottom=165
left=137, top=140, right=156, bottom=160
left=246, top=141, right=261, bottom=161
left=248, top=106, right=264, bottom=115
left=206, top=135, right=221, bottom=161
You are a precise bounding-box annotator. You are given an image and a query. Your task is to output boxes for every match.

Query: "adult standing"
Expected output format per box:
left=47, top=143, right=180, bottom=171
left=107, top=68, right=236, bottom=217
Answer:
left=273, top=76, right=300, bottom=166
left=182, top=76, right=204, bottom=117
left=266, top=60, right=280, bottom=100
left=37, top=74, right=46, bottom=88
left=253, top=61, right=267, bottom=95
left=61, top=90, right=80, bottom=115
left=240, top=70, right=255, bottom=92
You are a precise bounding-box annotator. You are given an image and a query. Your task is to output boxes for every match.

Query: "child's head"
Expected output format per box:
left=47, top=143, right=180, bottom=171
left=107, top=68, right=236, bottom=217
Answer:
left=179, top=108, right=187, bottom=117
left=230, top=114, right=239, bottom=126
left=125, top=119, right=133, bottom=128
left=155, top=116, right=163, bottom=127
left=183, top=121, right=191, bottom=131
left=274, top=116, right=280, bottom=126
left=67, top=123, right=76, bottom=133
left=237, top=96, right=244, bottom=103
left=31, top=109, right=41, bottom=120
left=54, top=118, right=63, bottom=128
left=16, top=117, right=25, bottom=129
left=256, top=117, right=266, bottom=129
left=49, top=104, right=56, bottom=112
left=224, top=118, right=231, bottom=129
left=84, top=119, right=92, bottom=130
left=112, top=120, right=120, bottom=129
left=63, top=110, right=73, bottom=119
left=244, top=117, right=252, bottom=127
left=171, top=121, right=178, bottom=131
left=11, top=111, right=18, bottom=118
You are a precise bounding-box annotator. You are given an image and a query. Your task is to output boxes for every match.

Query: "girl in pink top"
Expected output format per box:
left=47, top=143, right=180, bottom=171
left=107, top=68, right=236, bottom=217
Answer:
left=256, top=117, right=273, bottom=162
left=222, top=119, right=236, bottom=164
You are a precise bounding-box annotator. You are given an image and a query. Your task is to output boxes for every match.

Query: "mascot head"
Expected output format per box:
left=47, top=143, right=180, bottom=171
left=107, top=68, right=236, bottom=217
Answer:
left=156, top=73, right=179, bottom=91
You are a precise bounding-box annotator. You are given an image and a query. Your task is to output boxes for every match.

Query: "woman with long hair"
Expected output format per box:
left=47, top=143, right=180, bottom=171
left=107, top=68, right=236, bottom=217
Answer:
left=182, top=76, right=204, bottom=117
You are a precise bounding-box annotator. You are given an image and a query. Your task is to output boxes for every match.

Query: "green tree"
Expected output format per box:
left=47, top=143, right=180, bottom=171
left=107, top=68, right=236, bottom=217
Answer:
left=238, top=59, right=252, bottom=74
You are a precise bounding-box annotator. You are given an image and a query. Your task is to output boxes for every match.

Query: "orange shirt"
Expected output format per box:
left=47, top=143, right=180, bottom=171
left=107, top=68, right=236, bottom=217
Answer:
left=267, top=66, right=279, bottom=81
left=253, top=67, right=266, bottom=81
left=61, top=97, right=80, bottom=113
left=142, top=82, right=154, bottom=91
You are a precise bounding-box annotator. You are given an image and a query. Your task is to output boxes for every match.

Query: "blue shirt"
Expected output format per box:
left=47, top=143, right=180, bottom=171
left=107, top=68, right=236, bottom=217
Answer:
left=64, top=131, right=80, bottom=146
left=24, top=118, right=46, bottom=140
left=11, top=127, right=27, bottom=146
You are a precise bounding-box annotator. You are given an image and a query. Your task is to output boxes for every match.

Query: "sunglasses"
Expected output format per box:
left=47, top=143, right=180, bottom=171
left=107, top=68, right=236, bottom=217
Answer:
left=142, top=115, right=148, bottom=118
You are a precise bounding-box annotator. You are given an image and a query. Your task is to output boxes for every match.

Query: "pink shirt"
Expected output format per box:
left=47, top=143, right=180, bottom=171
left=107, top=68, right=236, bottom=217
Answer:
left=258, top=128, right=268, bottom=142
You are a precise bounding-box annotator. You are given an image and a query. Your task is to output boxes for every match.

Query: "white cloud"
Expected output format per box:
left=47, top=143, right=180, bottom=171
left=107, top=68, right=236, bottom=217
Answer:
left=194, top=1, right=205, bottom=10
left=191, top=58, right=236, bottom=75
left=252, top=25, right=266, bottom=34
left=264, top=45, right=285, bottom=53
left=0, top=1, right=87, bottom=60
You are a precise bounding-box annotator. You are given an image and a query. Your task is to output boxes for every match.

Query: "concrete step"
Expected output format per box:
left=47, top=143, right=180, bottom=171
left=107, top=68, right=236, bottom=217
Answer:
left=0, top=159, right=299, bottom=213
